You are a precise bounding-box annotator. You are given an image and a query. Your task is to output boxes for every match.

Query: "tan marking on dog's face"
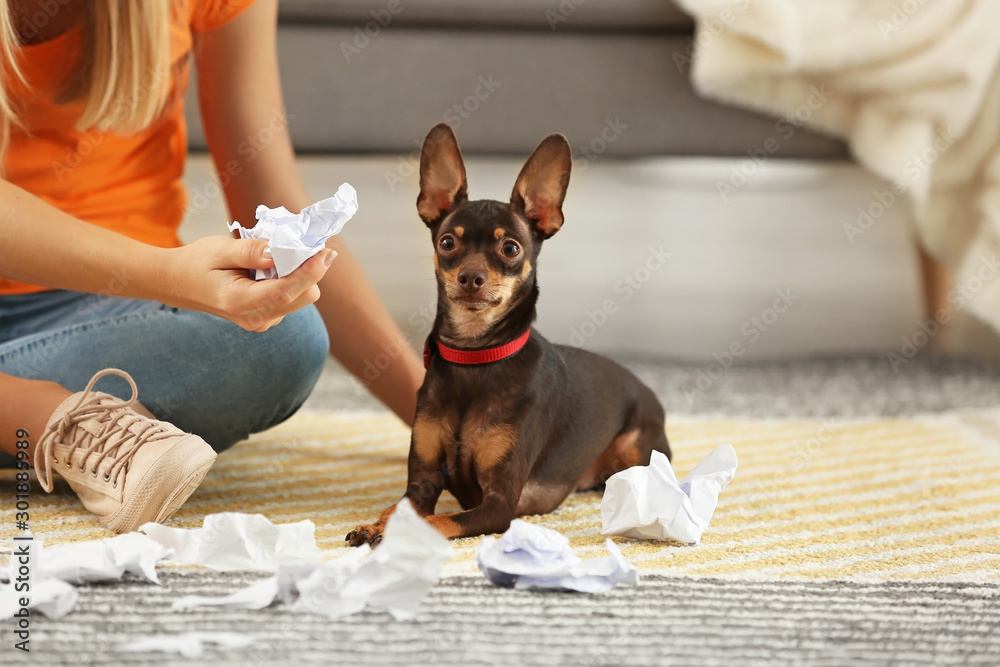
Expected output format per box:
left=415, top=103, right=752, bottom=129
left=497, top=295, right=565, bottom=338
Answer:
left=438, top=262, right=460, bottom=289
left=442, top=267, right=520, bottom=341
left=520, top=259, right=532, bottom=279
left=454, top=226, right=464, bottom=238
left=486, top=268, right=519, bottom=304
left=493, top=227, right=507, bottom=240
left=444, top=300, right=503, bottom=340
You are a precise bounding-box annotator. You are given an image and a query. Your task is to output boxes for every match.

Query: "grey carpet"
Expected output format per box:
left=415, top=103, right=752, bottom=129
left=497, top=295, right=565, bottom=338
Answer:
left=11, top=354, right=1000, bottom=665
left=304, top=354, right=1000, bottom=418
left=15, top=572, right=1000, bottom=666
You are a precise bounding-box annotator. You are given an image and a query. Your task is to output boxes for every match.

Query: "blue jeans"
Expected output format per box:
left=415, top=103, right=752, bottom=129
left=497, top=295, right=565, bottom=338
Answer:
left=0, top=290, right=329, bottom=463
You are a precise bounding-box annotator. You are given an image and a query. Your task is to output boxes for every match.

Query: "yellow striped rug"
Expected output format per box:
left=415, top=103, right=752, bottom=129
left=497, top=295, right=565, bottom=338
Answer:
left=3, top=410, right=1000, bottom=582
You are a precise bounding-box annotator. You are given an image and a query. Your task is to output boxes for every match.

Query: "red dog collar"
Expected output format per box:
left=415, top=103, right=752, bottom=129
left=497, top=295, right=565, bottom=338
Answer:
left=423, top=329, right=531, bottom=369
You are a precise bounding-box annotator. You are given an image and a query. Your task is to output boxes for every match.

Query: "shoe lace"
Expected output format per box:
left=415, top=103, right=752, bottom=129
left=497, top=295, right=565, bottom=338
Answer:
left=35, top=369, right=174, bottom=493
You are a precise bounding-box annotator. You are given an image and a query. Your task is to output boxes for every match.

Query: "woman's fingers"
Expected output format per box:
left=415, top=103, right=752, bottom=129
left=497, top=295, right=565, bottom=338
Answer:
left=231, top=249, right=335, bottom=330
left=234, top=238, right=275, bottom=270
left=256, top=248, right=334, bottom=307
left=162, top=237, right=337, bottom=330
left=240, top=287, right=321, bottom=332
left=235, top=286, right=321, bottom=331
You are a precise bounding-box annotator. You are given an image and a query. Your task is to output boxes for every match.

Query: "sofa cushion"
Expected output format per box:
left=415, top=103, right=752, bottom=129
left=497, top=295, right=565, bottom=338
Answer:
left=186, top=25, right=848, bottom=159
left=278, top=0, right=694, bottom=31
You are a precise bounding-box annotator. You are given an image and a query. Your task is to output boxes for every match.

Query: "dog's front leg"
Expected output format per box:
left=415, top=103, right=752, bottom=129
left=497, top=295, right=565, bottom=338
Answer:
left=416, top=423, right=527, bottom=539
left=422, top=460, right=525, bottom=539
left=346, top=416, right=447, bottom=546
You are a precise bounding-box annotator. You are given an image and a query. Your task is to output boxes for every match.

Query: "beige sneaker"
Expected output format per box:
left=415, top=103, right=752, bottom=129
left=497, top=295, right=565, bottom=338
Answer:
left=35, top=369, right=217, bottom=533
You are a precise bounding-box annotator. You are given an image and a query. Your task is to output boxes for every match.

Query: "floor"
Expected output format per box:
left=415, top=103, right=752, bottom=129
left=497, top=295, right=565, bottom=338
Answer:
left=37, top=571, right=1000, bottom=666
left=21, top=354, right=1000, bottom=665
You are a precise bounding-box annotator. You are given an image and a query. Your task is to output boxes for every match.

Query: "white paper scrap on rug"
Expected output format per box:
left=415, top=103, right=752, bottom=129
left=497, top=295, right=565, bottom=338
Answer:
left=172, top=573, right=285, bottom=612
left=120, top=632, right=257, bottom=658
left=1, top=513, right=329, bottom=621
left=173, top=499, right=453, bottom=620
left=306, top=497, right=453, bottom=620
left=0, top=578, right=77, bottom=620
left=227, top=183, right=358, bottom=279
left=601, top=444, right=737, bottom=544
left=140, top=512, right=322, bottom=572
left=39, top=532, right=167, bottom=584
left=0, top=535, right=163, bottom=621
left=477, top=520, right=638, bottom=593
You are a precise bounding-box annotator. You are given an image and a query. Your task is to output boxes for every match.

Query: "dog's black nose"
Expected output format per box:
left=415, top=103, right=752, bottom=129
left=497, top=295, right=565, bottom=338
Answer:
left=458, top=269, right=486, bottom=294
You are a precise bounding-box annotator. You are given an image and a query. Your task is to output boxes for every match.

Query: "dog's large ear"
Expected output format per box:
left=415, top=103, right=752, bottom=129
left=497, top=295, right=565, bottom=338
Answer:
left=417, top=123, right=468, bottom=226
left=511, top=134, right=572, bottom=239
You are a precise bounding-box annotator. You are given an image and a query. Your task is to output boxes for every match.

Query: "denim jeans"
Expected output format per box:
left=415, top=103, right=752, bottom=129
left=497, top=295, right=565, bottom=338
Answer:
left=0, top=290, right=330, bottom=463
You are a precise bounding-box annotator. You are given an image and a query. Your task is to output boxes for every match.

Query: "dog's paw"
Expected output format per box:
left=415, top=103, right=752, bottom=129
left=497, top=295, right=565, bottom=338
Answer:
left=345, top=524, right=383, bottom=547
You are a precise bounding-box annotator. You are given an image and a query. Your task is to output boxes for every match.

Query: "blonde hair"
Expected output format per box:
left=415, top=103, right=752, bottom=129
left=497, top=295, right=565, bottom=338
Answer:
left=0, top=0, right=172, bottom=159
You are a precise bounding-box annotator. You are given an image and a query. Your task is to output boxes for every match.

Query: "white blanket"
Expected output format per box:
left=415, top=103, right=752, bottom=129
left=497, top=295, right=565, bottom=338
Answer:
left=674, top=0, right=1000, bottom=330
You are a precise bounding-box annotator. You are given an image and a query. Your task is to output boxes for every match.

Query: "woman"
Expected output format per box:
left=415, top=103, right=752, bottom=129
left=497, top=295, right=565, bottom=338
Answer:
left=0, top=0, right=424, bottom=532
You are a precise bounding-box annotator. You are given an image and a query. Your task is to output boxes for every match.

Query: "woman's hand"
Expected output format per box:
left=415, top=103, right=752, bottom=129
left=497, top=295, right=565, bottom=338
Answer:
left=160, top=236, right=337, bottom=331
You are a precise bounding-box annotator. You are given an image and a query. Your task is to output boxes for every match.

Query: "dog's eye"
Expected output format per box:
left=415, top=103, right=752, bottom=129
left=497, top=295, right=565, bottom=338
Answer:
left=439, top=235, right=456, bottom=252
left=501, top=241, right=520, bottom=257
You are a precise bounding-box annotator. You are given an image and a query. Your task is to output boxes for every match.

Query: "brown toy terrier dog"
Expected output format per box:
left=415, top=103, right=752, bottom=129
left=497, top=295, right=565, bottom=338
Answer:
left=347, top=123, right=670, bottom=546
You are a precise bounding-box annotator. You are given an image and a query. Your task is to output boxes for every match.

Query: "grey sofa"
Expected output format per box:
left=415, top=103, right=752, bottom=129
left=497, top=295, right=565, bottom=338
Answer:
left=187, top=0, right=847, bottom=161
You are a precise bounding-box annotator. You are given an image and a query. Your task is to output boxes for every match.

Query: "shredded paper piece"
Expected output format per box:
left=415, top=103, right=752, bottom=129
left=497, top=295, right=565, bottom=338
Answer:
left=1, top=534, right=162, bottom=620
left=172, top=499, right=452, bottom=620
left=40, top=532, right=167, bottom=584
left=227, top=183, right=359, bottom=279
left=140, top=512, right=322, bottom=572
left=476, top=520, right=638, bottom=593
left=2, top=504, right=450, bottom=622
left=1, top=578, right=77, bottom=621
left=120, top=631, right=256, bottom=658
left=601, top=445, right=738, bottom=544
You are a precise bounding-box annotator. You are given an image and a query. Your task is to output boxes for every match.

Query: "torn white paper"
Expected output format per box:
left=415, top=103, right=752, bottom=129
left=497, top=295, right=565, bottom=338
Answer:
left=313, top=498, right=452, bottom=620
left=0, top=535, right=162, bottom=621
left=173, top=499, right=452, bottom=620
left=601, top=445, right=738, bottom=544
left=477, top=520, right=638, bottom=593
left=172, top=573, right=285, bottom=612
left=120, top=631, right=256, bottom=658
left=140, top=512, right=322, bottom=572
left=39, top=532, right=166, bottom=584
left=0, top=578, right=77, bottom=620
left=228, top=183, right=359, bottom=279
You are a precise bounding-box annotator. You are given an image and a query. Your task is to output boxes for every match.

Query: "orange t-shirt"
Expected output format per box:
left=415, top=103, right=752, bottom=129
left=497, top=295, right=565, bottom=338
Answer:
left=0, top=0, right=256, bottom=295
